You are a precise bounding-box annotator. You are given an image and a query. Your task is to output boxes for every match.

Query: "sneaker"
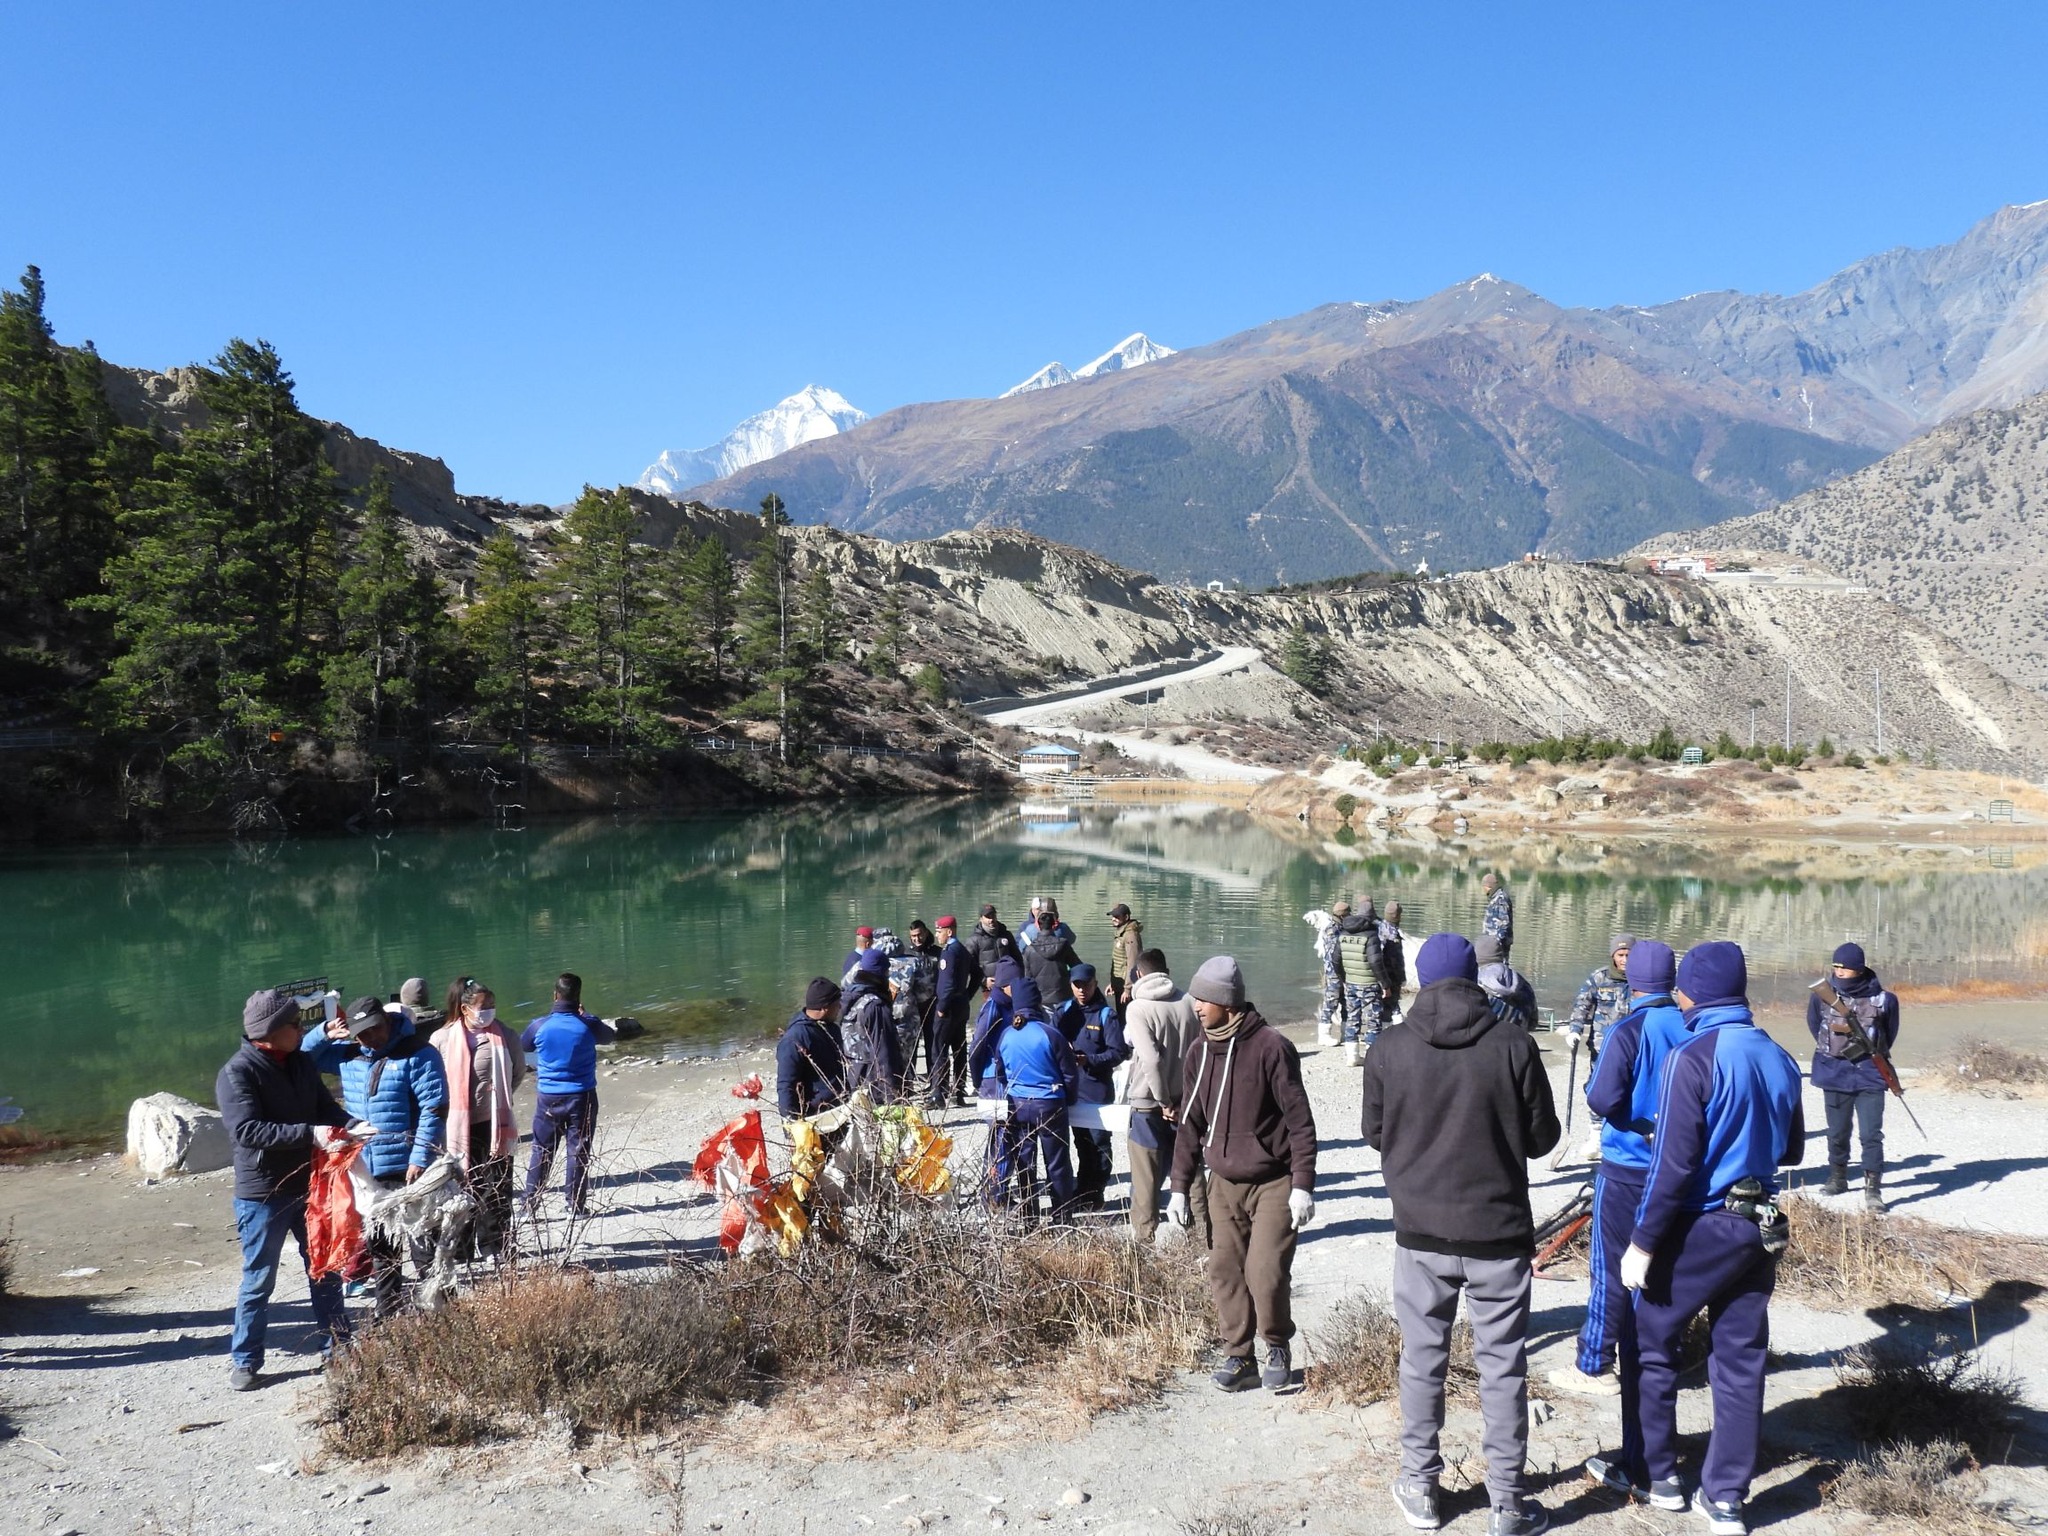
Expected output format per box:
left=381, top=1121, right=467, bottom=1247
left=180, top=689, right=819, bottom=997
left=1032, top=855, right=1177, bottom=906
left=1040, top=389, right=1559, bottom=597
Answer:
left=342, top=1278, right=368, bottom=1300
left=1648, top=1478, right=1688, bottom=1513
left=1211, top=1354, right=1260, bottom=1392
left=227, top=1366, right=259, bottom=1392
left=1488, top=1503, right=1549, bottom=1536
left=1585, top=1457, right=1645, bottom=1498
left=1261, top=1343, right=1293, bottom=1391
left=1390, top=1478, right=1441, bottom=1531
left=1547, top=1364, right=1621, bottom=1396
left=1692, top=1490, right=1746, bottom=1534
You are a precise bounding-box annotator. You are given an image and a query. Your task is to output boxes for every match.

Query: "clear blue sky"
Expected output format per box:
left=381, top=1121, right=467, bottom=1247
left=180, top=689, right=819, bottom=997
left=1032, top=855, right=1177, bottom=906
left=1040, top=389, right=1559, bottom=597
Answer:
left=7, top=2, right=2044, bottom=505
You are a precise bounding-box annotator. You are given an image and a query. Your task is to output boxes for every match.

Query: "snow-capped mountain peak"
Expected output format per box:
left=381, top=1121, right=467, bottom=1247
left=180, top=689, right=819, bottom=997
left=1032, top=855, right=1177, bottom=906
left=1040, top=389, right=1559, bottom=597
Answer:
left=638, top=385, right=867, bottom=498
left=998, top=334, right=1172, bottom=397
left=1000, top=361, right=1075, bottom=398
left=1075, top=332, right=1175, bottom=378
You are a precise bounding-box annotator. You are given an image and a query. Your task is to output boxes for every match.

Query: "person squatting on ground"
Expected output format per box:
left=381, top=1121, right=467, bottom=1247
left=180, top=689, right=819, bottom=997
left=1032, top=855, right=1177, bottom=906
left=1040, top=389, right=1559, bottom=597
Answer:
left=1564, top=933, right=1635, bottom=1163
left=1169, top=956, right=1318, bottom=1394
left=1481, top=871, right=1514, bottom=960
left=1807, top=941, right=1900, bottom=1212
left=1106, top=901, right=1143, bottom=1011
left=978, top=975, right=1080, bottom=1218
left=520, top=973, right=614, bottom=1216
left=1056, top=961, right=1128, bottom=1210
left=777, top=977, right=846, bottom=1118
left=1123, top=948, right=1210, bottom=1248
left=926, top=915, right=975, bottom=1108
left=1547, top=940, right=1685, bottom=1398
left=309, top=994, right=449, bottom=1319
left=430, top=979, right=525, bottom=1262
left=1306, top=901, right=1346, bottom=1046
left=217, top=987, right=354, bottom=1391
left=1335, top=898, right=1390, bottom=1063
left=838, top=946, right=903, bottom=1102
left=1364, top=933, right=1559, bottom=1536
left=1601, top=940, right=1804, bottom=1536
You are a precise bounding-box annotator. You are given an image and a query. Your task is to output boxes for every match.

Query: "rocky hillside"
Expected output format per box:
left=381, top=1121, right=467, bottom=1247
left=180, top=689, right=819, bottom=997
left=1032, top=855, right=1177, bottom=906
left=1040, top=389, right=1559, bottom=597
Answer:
left=1642, top=389, right=2048, bottom=696
left=671, top=204, right=2048, bottom=585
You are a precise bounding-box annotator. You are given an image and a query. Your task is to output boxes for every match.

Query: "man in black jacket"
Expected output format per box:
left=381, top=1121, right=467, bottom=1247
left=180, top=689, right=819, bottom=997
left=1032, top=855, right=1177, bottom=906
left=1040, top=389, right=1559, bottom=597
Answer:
left=1021, top=899, right=1081, bottom=1002
left=963, top=904, right=1019, bottom=992
left=776, top=977, right=845, bottom=1118
left=215, top=987, right=353, bottom=1392
left=1364, top=933, right=1559, bottom=1536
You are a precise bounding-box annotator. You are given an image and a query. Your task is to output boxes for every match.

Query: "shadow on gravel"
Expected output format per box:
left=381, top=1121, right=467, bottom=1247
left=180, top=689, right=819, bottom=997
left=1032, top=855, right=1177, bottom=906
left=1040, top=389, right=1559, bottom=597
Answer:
left=1882, top=1153, right=2048, bottom=1211
left=4, top=1293, right=235, bottom=1371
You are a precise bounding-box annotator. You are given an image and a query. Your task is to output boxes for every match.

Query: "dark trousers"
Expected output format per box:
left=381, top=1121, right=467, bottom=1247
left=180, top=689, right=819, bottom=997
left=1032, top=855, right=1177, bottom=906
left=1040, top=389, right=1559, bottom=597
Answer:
left=925, top=1000, right=969, bottom=1106
left=1628, top=1209, right=1775, bottom=1506
left=230, top=1192, right=349, bottom=1371
left=996, top=1097, right=1077, bottom=1218
left=1072, top=1122, right=1113, bottom=1209
left=524, top=1089, right=598, bottom=1211
left=1209, top=1172, right=1298, bottom=1358
left=1824, top=1088, right=1885, bottom=1174
left=466, top=1125, right=515, bottom=1260
left=1577, top=1162, right=1646, bottom=1376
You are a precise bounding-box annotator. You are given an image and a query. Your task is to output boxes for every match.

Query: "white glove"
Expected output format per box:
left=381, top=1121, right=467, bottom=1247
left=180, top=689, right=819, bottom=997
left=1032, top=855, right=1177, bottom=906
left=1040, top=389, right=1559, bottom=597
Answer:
left=312, top=1125, right=343, bottom=1150
left=1166, top=1192, right=1192, bottom=1229
left=1288, top=1188, right=1316, bottom=1230
left=1561, top=1025, right=1586, bottom=1045
left=1620, top=1244, right=1653, bottom=1291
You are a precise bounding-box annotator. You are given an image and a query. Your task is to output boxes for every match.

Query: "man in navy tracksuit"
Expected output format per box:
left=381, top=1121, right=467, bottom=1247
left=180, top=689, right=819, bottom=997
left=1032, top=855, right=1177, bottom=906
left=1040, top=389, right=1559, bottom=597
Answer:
left=1056, top=962, right=1129, bottom=1210
left=521, top=972, right=614, bottom=1216
left=1554, top=941, right=1685, bottom=1404
left=927, top=915, right=976, bottom=1108
left=982, top=976, right=1080, bottom=1218
left=1612, top=941, right=1803, bottom=1536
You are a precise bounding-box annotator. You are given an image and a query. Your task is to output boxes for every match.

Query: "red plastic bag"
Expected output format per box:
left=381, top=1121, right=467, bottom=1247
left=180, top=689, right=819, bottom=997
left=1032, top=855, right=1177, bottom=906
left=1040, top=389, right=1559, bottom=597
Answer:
left=692, top=1110, right=771, bottom=1253
left=307, top=1139, right=367, bottom=1281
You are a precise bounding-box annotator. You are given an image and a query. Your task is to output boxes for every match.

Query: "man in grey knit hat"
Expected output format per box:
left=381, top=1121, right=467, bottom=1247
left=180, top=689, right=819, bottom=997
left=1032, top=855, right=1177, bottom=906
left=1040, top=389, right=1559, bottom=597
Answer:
left=1168, top=956, right=1318, bottom=1392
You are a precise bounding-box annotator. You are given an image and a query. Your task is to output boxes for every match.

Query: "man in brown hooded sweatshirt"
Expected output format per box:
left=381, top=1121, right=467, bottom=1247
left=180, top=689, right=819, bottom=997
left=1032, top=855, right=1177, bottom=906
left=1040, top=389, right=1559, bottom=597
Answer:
left=1169, top=955, right=1318, bottom=1392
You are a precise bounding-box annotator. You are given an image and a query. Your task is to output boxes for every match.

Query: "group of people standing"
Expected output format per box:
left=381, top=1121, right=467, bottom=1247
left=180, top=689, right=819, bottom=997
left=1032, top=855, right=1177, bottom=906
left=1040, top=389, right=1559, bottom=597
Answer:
left=213, top=970, right=614, bottom=1391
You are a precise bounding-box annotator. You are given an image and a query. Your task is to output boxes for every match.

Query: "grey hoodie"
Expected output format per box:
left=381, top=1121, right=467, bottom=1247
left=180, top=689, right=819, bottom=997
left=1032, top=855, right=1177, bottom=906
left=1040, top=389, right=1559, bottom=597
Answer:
left=1122, top=971, right=1197, bottom=1111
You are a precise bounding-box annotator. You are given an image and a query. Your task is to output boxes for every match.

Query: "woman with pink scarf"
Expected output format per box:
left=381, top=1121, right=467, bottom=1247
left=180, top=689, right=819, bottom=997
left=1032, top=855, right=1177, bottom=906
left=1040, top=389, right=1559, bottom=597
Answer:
left=430, top=980, right=525, bottom=1259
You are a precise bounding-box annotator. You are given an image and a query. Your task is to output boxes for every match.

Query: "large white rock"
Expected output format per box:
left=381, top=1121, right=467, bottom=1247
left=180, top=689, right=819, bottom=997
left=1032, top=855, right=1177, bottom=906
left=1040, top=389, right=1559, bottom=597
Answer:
left=126, top=1092, right=233, bottom=1180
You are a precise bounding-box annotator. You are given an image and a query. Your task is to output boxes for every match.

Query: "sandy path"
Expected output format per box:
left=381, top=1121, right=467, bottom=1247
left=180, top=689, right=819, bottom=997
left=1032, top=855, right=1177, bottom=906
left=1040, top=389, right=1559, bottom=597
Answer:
left=4, top=1023, right=2046, bottom=1534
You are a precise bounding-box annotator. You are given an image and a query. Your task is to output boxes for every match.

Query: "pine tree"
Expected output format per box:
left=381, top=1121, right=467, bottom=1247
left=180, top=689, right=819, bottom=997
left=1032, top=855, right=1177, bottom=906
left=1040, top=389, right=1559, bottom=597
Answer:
left=867, top=585, right=905, bottom=678
left=552, top=485, right=662, bottom=746
left=91, top=338, right=341, bottom=773
left=463, top=529, right=544, bottom=751
left=735, top=494, right=807, bottom=762
left=1278, top=623, right=1332, bottom=695
left=322, top=470, right=449, bottom=745
left=650, top=531, right=736, bottom=688
left=801, top=565, right=839, bottom=666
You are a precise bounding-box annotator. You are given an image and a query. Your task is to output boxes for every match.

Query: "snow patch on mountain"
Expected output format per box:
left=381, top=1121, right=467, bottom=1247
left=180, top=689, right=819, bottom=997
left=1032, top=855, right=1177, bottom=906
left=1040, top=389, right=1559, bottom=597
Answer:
left=1001, top=362, right=1075, bottom=398
left=638, top=385, right=867, bottom=498
left=999, top=334, right=1173, bottom=397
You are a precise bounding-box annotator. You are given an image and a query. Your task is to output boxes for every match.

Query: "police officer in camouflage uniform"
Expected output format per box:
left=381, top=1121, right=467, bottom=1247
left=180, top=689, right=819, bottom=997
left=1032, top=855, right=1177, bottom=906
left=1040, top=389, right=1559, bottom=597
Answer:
left=1565, top=934, right=1635, bottom=1163
left=1336, top=897, right=1390, bottom=1065
left=1481, top=872, right=1514, bottom=961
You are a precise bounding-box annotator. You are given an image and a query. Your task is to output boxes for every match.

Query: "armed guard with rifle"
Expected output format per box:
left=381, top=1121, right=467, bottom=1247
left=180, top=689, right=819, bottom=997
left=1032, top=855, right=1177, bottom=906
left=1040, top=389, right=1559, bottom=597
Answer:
left=1807, top=941, right=1914, bottom=1213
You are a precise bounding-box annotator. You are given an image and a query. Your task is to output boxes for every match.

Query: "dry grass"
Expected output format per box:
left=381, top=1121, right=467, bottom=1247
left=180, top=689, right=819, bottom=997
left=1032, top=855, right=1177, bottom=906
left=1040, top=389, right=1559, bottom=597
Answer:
left=323, top=1203, right=1209, bottom=1459
left=1780, top=1195, right=2048, bottom=1308
left=1177, top=1500, right=1285, bottom=1536
left=0, top=1222, right=12, bottom=1306
left=1301, top=1292, right=1487, bottom=1407
left=1894, top=979, right=2044, bottom=1005
left=1946, top=1037, right=2048, bottom=1088
left=1833, top=1341, right=2027, bottom=1462
left=1824, top=1440, right=2005, bottom=1532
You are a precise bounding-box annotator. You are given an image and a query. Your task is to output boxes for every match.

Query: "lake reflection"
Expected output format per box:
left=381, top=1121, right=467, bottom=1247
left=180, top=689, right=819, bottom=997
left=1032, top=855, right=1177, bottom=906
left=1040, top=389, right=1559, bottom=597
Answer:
left=6, top=799, right=2045, bottom=1144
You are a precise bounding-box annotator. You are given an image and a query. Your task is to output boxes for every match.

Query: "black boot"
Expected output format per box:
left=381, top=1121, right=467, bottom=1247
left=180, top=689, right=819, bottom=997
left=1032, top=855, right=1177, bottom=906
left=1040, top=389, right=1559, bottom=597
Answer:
left=1863, top=1172, right=1886, bottom=1214
left=1824, top=1164, right=1849, bottom=1196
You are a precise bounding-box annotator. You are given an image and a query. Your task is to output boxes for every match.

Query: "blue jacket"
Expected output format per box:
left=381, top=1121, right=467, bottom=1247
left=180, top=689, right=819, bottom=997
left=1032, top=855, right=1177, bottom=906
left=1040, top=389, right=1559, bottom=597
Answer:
left=1584, top=993, right=1690, bottom=1173
left=1632, top=1003, right=1804, bottom=1251
left=306, top=1022, right=449, bottom=1179
left=992, top=1012, right=1080, bottom=1103
left=216, top=1041, right=349, bottom=1201
left=1806, top=969, right=1900, bottom=1094
left=776, top=1010, right=844, bottom=1118
left=522, top=1005, right=609, bottom=1096
left=1055, top=993, right=1128, bottom=1104
left=934, top=937, right=974, bottom=1011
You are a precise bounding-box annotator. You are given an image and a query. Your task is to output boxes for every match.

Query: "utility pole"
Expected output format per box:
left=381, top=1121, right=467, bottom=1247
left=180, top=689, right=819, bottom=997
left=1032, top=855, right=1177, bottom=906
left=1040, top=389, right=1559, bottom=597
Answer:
left=1874, top=669, right=1884, bottom=755
left=1747, top=698, right=1762, bottom=749
left=1784, top=662, right=1793, bottom=753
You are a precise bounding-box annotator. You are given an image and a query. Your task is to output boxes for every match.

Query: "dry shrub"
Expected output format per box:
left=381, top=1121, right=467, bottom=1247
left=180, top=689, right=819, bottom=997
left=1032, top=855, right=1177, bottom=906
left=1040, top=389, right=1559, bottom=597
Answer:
left=1781, top=1196, right=2048, bottom=1308
left=0, top=1222, right=12, bottom=1305
left=1833, top=1341, right=2025, bottom=1461
left=1304, top=1292, right=1482, bottom=1406
left=1948, top=1038, right=2048, bottom=1087
left=1178, top=1500, right=1284, bottom=1536
left=1824, top=1440, right=2004, bottom=1532
left=324, top=1203, right=1209, bottom=1459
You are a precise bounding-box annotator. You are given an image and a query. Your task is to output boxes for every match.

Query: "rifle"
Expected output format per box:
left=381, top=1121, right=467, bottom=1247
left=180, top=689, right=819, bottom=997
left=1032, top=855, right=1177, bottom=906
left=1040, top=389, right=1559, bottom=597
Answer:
left=1811, top=979, right=1926, bottom=1140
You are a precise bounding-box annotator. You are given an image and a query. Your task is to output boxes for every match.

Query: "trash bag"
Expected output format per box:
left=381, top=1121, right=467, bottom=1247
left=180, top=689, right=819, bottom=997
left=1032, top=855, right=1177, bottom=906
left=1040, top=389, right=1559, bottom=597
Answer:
left=694, top=1109, right=772, bottom=1254
left=307, top=1139, right=366, bottom=1282
left=348, top=1153, right=477, bottom=1310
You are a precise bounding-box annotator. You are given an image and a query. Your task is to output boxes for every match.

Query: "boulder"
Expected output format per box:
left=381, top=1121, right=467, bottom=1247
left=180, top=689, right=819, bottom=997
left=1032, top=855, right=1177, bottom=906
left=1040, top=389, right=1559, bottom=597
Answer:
left=126, top=1093, right=233, bottom=1180
left=610, top=1015, right=646, bottom=1040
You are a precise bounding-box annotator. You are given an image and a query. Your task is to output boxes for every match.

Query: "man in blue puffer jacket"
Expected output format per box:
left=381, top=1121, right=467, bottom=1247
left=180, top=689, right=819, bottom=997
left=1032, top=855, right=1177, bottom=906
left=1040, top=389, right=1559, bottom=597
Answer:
left=1556, top=942, right=1684, bottom=1407
left=521, top=972, right=615, bottom=1217
left=308, top=994, right=449, bottom=1318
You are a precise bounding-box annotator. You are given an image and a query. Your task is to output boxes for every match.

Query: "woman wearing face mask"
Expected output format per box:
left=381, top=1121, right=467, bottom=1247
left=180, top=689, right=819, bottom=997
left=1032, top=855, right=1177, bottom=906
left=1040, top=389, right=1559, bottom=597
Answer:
left=430, top=979, right=526, bottom=1259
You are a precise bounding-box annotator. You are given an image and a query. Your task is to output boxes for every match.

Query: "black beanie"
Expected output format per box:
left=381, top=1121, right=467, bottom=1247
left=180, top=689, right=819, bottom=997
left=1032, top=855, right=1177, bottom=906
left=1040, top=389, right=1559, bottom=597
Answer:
left=804, top=977, right=841, bottom=1011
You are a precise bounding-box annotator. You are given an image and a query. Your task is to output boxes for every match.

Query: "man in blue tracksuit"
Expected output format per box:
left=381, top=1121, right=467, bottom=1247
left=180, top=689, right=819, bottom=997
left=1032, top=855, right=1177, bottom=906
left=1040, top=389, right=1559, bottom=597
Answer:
left=520, top=972, right=614, bottom=1216
left=308, top=994, right=449, bottom=1317
left=984, top=976, right=1080, bottom=1219
left=1553, top=941, right=1684, bottom=1404
left=1056, top=962, right=1129, bottom=1210
left=1611, top=941, right=1804, bottom=1536
left=1806, top=941, right=1901, bottom=1212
